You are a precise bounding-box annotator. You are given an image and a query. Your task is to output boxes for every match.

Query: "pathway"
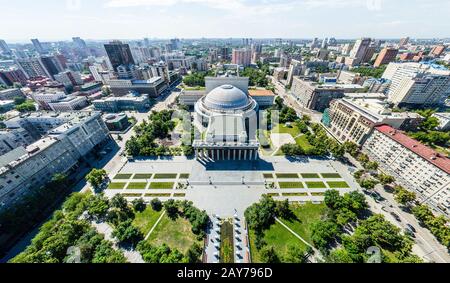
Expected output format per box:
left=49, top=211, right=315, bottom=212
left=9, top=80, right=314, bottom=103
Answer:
left=144, top=210, right=166, bottom=241
left=275, top=217, right=323, bottom=262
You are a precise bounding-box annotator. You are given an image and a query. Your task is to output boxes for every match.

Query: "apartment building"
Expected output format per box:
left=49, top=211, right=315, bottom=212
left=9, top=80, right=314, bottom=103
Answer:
left=363, top=125, right=450, bottom=215
left=108, top=77, right=167, bottom=97
left=0, top=111, right=110, bottom=208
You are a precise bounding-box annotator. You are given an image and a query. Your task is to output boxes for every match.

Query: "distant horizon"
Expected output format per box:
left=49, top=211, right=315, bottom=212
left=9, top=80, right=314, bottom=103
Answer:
left=4, top=36, right=450, bottom=45
left=2, top=0, right=450, bottom=43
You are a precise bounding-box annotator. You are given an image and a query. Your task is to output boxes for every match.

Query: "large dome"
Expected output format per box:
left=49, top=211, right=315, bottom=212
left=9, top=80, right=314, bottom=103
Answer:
left=204, top=85, right=250, bottom=110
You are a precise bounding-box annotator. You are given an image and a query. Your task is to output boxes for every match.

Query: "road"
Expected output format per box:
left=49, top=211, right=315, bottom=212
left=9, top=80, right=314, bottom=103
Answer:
left=343, top=154, right=449, bottom=263
left=269, top=76, right=323, bottom=123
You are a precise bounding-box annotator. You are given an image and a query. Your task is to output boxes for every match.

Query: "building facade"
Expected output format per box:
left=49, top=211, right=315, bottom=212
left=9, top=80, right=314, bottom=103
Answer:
left=363, top=125, right=450, bottom=216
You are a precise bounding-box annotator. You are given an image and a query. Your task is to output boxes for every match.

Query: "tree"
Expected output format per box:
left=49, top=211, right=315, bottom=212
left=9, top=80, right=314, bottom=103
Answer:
left=364, top=161, right=379, bottom=171
left=378, top=173, right=395, bottom=185
left=357, top=153, right=369, bottom=165
left=87, top=195, right=110, bottom=220
left=283, top=245, right=308, bottom=263
left=275, top=199, right=292, bottom=219
left=394, top=187, right=416, bottom=207
left=185, top=243, right=203, bottom=263
left=112, top=219, right=143, bottom=247
left=15, top=100, right=36, bottom=112
left=343, top=141, right=359, bottom=157
left=359, top=178, right=378, bottom=190
left=132, top=198, right=146, bottom=212
left=86, top=169, right=107, bottom=189
left=259, top=246, right=280, bottom=263
left=150, top=198, right=163, bottom=212
left=92, top=240, right=127, bottom=263
left=324, top=190, right=342, bottom=210
left=327, top=248, right=354, bottom=263
left=310, top=220, right=340, bottom=250
left=164, top=199, right=179, bottom=220
left=110, top=194, right=128, bottom=211
left=14, top=96, right=26, bottom=105
left=244, top=195, right=276, bottom=234
left=330, top=142, right=345, bottom=159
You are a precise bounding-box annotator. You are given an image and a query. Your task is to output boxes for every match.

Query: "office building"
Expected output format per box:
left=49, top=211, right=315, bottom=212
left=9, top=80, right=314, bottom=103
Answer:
left=16, top=58, right=50, bottom=79
left=31, top=39, right=45, bottom=54
left=432, top=112, right=450, bottom=131
left=104, top=41, right=135, bottom=72
left=54, top=70, right=83, bottom=89
left=0, top=88, right=25, bottom=101
left=0, top=128, right=36, bottom=155
left=48, top=96, right=89, bottom=112
left=382, top=62, right=450, bottom=107
left=286, top=59, right=302, bottom=87
left=31, top=90, right=67, bottom=110
left=0, top=69, right=28, bottom=86
left=93, top=94, right=150, bottom=112
left=326, top=96, right=423, bottom=145
left=108, top=77, right=167, bottom=97
left=431, top=45, right=446, bottom=57
left=399, top=37, right=410, bottom=47
left=103, top=113, right=131, bottom=132
left=363, top=125, right=450, bottom=216
left=290, top=78, right=365, bottom=111
left=0, top=40, right=11, bottom=54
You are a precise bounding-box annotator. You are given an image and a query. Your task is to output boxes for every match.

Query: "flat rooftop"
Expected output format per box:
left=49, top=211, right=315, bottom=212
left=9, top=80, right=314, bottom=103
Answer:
left=248, top=89, right=275, bottom=96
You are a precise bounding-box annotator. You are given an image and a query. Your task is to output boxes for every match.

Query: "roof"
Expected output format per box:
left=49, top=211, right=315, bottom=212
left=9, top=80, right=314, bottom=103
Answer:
left=204, top=85, right=249, bottom=110
left=248, top=89, right=275, bottom=97
left=375, top=125, right=450, bottom=174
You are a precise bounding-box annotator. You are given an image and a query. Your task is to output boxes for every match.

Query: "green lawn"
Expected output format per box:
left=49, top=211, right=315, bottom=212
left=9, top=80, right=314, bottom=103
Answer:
left=282, top=193, right=308, bottom=197
left=121, top=193, right=142, bottom=197
left=108, top=182, right=126, bottom=189
left=300, top=173, right=320, bottom=179
left=126, top=182, right=148, bottom=190
left=276, top=173, right=299, bottom=179
left=278, top=202, right=328, bottom=245
left=295, top=135, right=315, bottom=152
left=179, top=174, right=190, bottom=179
left=321, top=173, right=342, bottom=179
left=249, top=222, right=308, bottom=263
left=147, top=214, right=202, bottom=254
left=149, top=182, right=175, bottom=189
left=265, top=193, right=280, bottom=197
left=327, top=181, right=350, bottom=188
left=154, top=174, right=178, bottom=179
left=272, top=124, right=301, bottom=137
left=305, top=181, right=327, bottom=189
left=173, top=193, right=186, bottom=197
left=263, top=173, right=274, bottom=179
left=278, top=182, right=304, bottom=189
left=144, top=193, right=171, bottom=197
left=133, top=174, right=153, bottom=179
left=311, top=192, right=325, bottom=196
left=114, top=174, right=133, bottom=179
left=132, top=207, right=163, bottom=234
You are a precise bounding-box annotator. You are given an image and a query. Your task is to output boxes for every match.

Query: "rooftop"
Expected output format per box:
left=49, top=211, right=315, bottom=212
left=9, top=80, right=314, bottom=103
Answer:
left=375, top=125, right=450, bottom=174
left=248, top=89, right=275, bottom=97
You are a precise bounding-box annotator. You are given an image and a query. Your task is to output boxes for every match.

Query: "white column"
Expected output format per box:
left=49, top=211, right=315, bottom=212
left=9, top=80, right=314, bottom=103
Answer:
left=233, top=149, right=236, bottom=160
left=238, top=150, right=241, bottom=160
left=249, top=150, right=253, bottom=160
left=244, top=150, right=247, bottom=160
left=212, top=149, right=215, bottom=159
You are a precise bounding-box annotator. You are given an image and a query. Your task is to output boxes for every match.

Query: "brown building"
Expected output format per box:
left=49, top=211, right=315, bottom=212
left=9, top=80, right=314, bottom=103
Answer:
left=431, top=45, right=446, bottom=57
left=374, top=47, right=399, bottom=67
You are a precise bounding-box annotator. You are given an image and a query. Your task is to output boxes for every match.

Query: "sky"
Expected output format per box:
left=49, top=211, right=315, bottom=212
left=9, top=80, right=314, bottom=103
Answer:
left=1, top=0, right=450, bottom=43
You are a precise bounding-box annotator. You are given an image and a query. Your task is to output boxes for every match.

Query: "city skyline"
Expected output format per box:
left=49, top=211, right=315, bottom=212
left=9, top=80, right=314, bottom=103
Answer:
left=2, top=0, right=450, bottom=43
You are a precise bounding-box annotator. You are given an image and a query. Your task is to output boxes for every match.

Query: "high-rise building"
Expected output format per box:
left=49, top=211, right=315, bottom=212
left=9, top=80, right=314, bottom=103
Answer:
left=16, top=57, right=50, bottom=79
left=31, top=38, right=45, bottom=54
left=104, top=41, right=135, bottom=72
left=399, top=37, right=410, bottom=47
left=349, top=38, right=372, bottom=66
left=286, top=59, right=302, bottom=87
left=231, top=48, right=252, bottom=67
left=0, top=39, right=11, bottom=54
left=72, top=37, right=87, bottom=49
left=382, top=62, right=450, bottom=107
left=39, top=55, right=64, bottom=79
left=0, top=69, right=28, bottom=86
left=374, top=47, right=399, bottom=67
left=54, top=70, right=83, bottom=89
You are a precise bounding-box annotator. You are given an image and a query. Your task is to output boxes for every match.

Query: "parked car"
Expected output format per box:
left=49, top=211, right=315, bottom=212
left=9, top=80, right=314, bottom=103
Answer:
left=405, top=229, right=415, bottom=238
left=390, top=212, right=401, bottom=222
left=406, top=224, right=417, bottom=233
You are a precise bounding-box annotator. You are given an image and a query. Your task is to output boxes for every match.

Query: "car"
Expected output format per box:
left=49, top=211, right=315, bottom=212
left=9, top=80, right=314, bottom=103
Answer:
left=406, top=224, right=416, bottom=233
left=390, top=212, right=401, bottom=222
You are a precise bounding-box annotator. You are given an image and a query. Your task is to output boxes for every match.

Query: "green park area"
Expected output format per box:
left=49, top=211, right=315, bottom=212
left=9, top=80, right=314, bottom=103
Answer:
left=301, top=173, right=320, bottom=179
left=147, top=214, right=202, bottom=254
left=132, top=207, right=164, bottom=235
left=133, top=174, right=153, bottom=179
left=154, top=174, right=178, bottom=179
left=321, top=173, right=342, bottom=178
left=327, top=181, right=350, bottom=188
left=305, top=181, right=327, bottom=189
left=149, top=182, right=175, bottom=189
left=276, top=173, right=299, bottom=179
left=126, top=182, right=148, bottom=190
left=249, top=202, right=327, bottom=263
left=114, top=174, right=133, bottom=180
left=278, top=182, right=304, bottom=189
left=108, top=182, right=126, bottom=189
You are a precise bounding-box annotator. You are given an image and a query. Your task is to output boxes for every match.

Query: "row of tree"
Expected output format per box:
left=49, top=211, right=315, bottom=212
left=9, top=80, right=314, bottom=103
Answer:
left=11, top=192, right=126, bottom=263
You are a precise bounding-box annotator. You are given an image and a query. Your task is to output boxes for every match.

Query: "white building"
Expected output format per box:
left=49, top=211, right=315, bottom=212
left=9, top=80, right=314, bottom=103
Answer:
left=31, top=90, right=67, bottom=110
left=48, top=96, right=89, bottom=112
left=232, top=49, right=252, bottom=67
left=382, top=62, right=450, bottom=107
left=432, top=112, right=450, bottom=131
left=326, top=96, right=423, bottom=145
left=0, top=111, right=110, bottom=208
left=363, top=125, right=450, bottom=216
left=193, top=78, right=261, bottom=161
left=54, top=71, right=83, bottom=88
left=0, top=128, right=36, bottom=155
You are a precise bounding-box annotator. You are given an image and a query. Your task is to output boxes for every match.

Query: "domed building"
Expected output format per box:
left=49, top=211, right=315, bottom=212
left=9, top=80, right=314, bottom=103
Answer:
left=193, top=83, right=260, bottom=161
